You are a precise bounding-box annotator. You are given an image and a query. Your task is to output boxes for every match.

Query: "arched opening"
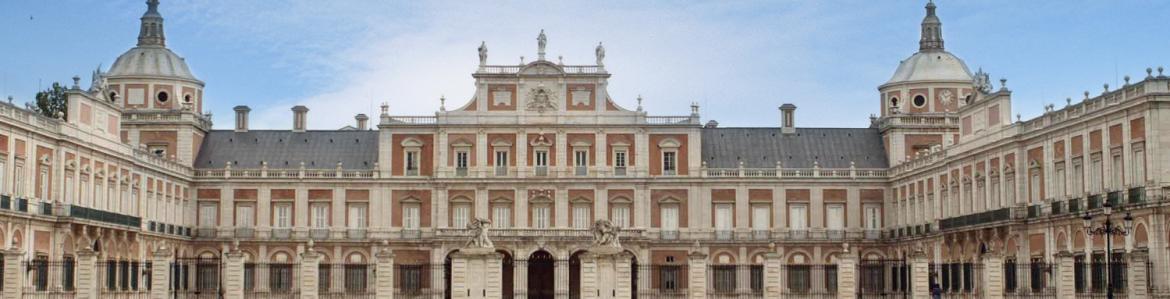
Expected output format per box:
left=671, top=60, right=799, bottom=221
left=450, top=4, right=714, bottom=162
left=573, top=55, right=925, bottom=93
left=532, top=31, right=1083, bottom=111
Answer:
left=498, top=250, right=514, bottom=299
left=444, top=251, right=456, bottom=299
left=527, top=250, right=555, bottom=299
left=628, top=251, right=639, bottom=299
left=569, top=250, right=586, bottom=298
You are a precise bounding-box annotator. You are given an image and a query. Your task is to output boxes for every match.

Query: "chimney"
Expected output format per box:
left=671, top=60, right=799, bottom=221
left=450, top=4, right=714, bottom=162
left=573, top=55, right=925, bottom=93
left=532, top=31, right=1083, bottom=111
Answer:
left=779, top=103, right=797, bottom=134
left=355, top=114, right=369, bottom=130
left=233, top=105, right=251, bottom=132
left=292, top=105, right=309, bottom=132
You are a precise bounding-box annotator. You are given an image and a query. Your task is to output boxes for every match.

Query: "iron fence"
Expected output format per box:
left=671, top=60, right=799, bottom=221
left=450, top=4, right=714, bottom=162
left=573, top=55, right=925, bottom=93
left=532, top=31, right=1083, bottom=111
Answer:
left=394, top=263, right=443, bottom=298
left=706, top=264, right=764, bottom=298
left=316, top=262, right=376, bottom=296
left=1003, top=261, right=1056, bottom=299
left=94, top=260, right=151, bottom=294
left=635, top=264, right=689, bottom=299
left=858, top=259, right=909, bottom=299
left=931, top=262, right=983, bottom=298
left=243, top=262, right=300, bottom=298
left=778, top=264, right=837, bottom=299
left=171, top=257, right=222, bottom=299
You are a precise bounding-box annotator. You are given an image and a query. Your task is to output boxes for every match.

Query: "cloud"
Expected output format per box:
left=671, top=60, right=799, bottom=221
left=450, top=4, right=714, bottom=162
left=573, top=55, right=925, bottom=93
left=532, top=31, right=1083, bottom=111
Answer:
left=177, top=0, right=865, bottom=130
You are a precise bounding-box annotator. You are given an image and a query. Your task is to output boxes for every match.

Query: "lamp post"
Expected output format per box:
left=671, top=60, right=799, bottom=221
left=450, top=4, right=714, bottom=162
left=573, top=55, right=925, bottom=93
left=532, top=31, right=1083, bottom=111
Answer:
left=1081, top=202, right=1134, bottom=299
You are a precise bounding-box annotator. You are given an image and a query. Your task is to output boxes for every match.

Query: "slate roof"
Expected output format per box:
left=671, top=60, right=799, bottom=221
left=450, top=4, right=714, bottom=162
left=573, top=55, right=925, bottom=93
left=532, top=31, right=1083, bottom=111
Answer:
left=701, top=127, right=888, bottom=169
left=194, top=130, right=378, bottom=169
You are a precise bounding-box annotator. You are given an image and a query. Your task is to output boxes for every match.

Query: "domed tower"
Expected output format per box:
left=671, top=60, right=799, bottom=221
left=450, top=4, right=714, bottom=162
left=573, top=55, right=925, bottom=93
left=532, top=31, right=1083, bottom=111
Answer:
left=877, top=1, right=974, bottom=166
left=105, top=0, right=209, bottom=165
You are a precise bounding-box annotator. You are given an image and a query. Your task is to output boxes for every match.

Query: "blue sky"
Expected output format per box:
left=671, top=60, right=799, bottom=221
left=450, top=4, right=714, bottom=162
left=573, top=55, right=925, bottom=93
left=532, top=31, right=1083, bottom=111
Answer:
left=1, top=1, right=1167, bottom=130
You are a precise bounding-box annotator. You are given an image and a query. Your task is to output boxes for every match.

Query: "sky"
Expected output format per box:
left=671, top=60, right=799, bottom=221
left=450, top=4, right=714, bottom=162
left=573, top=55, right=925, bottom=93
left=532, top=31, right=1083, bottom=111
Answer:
left=1, top=1, right=1167, bottom=130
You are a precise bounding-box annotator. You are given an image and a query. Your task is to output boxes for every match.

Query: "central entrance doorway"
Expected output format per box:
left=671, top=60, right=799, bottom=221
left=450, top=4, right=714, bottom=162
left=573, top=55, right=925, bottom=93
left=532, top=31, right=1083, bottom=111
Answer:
left=527, top=250, right=555, bottom=299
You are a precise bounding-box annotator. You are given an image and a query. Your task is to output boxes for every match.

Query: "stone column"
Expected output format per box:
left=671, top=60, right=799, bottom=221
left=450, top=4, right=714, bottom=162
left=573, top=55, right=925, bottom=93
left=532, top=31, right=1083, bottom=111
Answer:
left=909, top=250, right=930, bottom=299
left=150, top=248, right=173, bottom=299
left=513, top=259, right=528, bottom=299
left=1127, top=248, right=1149, bottom=297
left=300, top=248, right=322, bottom=299
left=451, top=248, right=503, bottom=298
left=1053, top=251, right=1075, bottom=299
left=836, top=252, right=857, bottom=299
left=374, top=249, right=395, bottom=299
left=74, top=249, right=98, bottom=299
left=579, top=248, right=632, bottom=299
left=1, top=249, right=24, bottom=299
left=223, top=249, right=246, bottom=299
left=982, top=252, right=1005, bottom=299
left=763, top=252, right=782, bottom=298
left=687, top=251, right=707, bottom=299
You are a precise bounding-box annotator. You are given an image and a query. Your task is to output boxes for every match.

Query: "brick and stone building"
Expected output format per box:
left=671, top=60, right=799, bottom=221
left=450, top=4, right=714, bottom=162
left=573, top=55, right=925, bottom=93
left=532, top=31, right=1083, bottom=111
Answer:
left=1, top=1, right=1167, bottom=298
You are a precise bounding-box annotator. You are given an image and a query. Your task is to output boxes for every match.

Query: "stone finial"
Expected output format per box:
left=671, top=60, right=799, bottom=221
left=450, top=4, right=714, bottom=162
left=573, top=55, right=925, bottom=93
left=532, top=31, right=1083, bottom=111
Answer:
left=1124, top=75, right=1130, bottom=85
left=1084, top=91, right=1090, bottom=100
left=72, top=75, right=81, bottom=89
left=1066, top=97, right=1072, bottom=106
left=307, top=239, right=315, bottom=250
left=1147, top=67, right=1154, bottom=79
left=768, top=242, right=776, bottom=251
left=1103, top=83, right=1109, bottom=93
left=636, top=95, right=643, bottom=112
left=380, top=102, right=389, bottom=116
left=842, top=242, right=850, bottom=253
left=520, top=56, right=525, bottom=64
left=1159, top=66, right=1165, bottom=77
left=557, top=55, right=563, bottom=65
left=690, top=102, right=699, bottom=115
left=439, top=95, right=446, bottom=111
left=999, top=78, right=1007, bottom=90
left=1016, top=114, right=1021, bottom=122
left=232, top=239, right=240, bottom=251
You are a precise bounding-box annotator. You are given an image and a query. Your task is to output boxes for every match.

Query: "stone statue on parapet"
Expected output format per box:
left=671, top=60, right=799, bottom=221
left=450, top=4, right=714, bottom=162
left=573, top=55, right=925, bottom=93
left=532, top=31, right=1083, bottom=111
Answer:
left=466, top=217, right=494, bottom=249
left=591, top=219, right=621, bottom=249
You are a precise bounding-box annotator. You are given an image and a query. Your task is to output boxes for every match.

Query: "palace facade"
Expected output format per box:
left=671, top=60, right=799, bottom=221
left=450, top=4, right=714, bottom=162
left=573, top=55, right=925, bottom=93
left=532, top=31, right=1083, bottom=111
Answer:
left=1, top=1, right=1168, bottom=298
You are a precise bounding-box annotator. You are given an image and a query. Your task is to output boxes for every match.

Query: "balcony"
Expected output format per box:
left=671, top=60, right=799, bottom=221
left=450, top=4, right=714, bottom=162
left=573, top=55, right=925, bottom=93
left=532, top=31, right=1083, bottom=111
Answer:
left=405, top=168, right=419, bottom=176
left=494, top=166, right=508, bottom=176
left=534, top=166, right=548, bottom=177
left=825, top=229, right=844, bottom=240
left=1051, top=201, right=1065, bottom=215
left=661, top=230, right=679, bottom=240
left=455, top=167, right=468, bottom=177
left=575, top=166, right=588, bottom=176
left=938, top=207, right=1012, bottom=231
left=788, top=229, right=808, bottom=240
left=0, top=195, right=8, bottom=209
left=272, top=228, right=292, bottom=240
left=1128, top=187, right=1145, bottom=204
left=1087, top=194, right=1103, bottom=209
left=714, top=230, right=733, bottom=240
left=15, top=198, right=28, bottom=212
left=1106, top=191, right=1122, bottom=207
left=751, top=230, right=770, bottom=240
left=614, top=166, right=627, bottom=176
left=309, top=228, right=330, bottom=240
left=1068, top=198, right=1082, bottom=213
left=234, top=227, right=255, bottom=238
left=59, top=205, right=142, bottom=228
left=1027, top=204, right=1043, bottom=218
left=196, top=227, right=217, bottom=238
left=347, top=228, right=368, bottom=239
left=864, top=229, right=881, bottom=240
left=402, top=229, right=421, bottom=239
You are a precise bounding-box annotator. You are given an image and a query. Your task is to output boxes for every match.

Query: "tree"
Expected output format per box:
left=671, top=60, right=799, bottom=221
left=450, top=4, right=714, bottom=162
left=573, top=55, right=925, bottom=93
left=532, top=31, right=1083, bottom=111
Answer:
left=33, top=82, right=69, bottom=120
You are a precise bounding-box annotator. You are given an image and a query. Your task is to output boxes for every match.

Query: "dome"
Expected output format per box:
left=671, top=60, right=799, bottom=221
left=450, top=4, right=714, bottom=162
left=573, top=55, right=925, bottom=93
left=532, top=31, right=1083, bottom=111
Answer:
left=107, top=46, right=200, bottom=82
left=885, top=50, right=972, bottom=84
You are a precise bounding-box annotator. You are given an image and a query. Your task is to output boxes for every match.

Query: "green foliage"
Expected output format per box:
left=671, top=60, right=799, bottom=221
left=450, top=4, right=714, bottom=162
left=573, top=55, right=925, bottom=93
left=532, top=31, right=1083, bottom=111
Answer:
left=33, top=82, right=69, bottom=120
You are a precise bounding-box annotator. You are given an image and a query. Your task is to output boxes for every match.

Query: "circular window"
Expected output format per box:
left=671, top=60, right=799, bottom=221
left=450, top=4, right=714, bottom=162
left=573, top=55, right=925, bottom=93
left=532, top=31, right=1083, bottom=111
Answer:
left=913, top=95, right=927, bottom=107
left=183, top=94, right=193, bottom=103
left=157, top=91, right=169, bottom=103
left=889, top=97, right=899, bottom=107
left=109, top=91, right=118, bottom=101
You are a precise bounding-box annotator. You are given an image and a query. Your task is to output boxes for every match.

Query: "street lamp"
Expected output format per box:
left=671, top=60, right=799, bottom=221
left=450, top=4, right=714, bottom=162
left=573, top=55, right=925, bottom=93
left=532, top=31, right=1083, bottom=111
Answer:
left=1081, top=202, right=1134, bottom=299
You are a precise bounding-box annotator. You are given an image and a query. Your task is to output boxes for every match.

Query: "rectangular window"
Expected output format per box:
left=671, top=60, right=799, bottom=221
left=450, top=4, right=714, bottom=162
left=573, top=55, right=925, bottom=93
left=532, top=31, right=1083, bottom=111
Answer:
left=534, top=150, right=549, bottom=176
left=1133, top=147, right=1146, bottom=184
left=311, top=203, right=329, bottom=228
left=662, top=151, right=677, bottom=175
left=64, top=176, right=74, bottom=204
left=1111, top=153, right=1123, bottom=189
left=864, top=205, right=881, bottom=229
left=614, top=150, right=627, bottom=167
left=1090, top=155, right=1102, bottom=193
left=495, top=151, right=508, bottom=167
left=349, top=204, right=368, bottom=229
left=39, top=167, right=50, bottom=200
left=14, top=165, right=24, bottom=196
left=235, top=205, right=254, bottom=227
left=572, top=204, right=590, bottom=228
left=1030, top=172, right=1041, bottom=202
left=661, top=205, right=679, bottom=230
left=0, top=161, right=5, bottom=194
left=452, top=204, right=470, bottom=228
left=401, top=204, right=418, bottom=229
left=1055, top=163, right=1067, bottom=199
left=714, top=204, right=733, bottom=231
left=405, top=151, right=419, bottom=175
left=198, top=204, right=217, bottom=227
left=455, top=151, right=469, bottom=169
left=532, top=205, right=550, bottom=228
left=1006, top=178, right=1017, bottom=204
left=574, top=150, right=588, bottom=176
left=826, top=204, right=844, bottom=229
left=789, top=205, right=808, bottom=230
left=751, top=205, right=770, bottom=230
left=492, top=205, right=511, bottom=228
left=612, top=205, right=630, bottom=227
left=273, top=204, right=292, bottom=228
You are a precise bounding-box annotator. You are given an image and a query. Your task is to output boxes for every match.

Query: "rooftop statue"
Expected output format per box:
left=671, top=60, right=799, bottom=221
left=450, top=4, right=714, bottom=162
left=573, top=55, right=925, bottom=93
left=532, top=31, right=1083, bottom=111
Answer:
left=478, top=41, right=488, bottom=66
left=595, top=42, right=606, bottom=66
left=465, top=217, right=494, bottom=249
left=592, top=219, right=621, bottom=249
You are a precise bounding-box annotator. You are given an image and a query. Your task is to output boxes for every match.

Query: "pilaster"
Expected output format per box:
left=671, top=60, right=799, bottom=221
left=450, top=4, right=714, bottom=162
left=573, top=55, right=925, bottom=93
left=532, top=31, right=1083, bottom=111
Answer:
left=451, top=248, right=503, bottom=298
left=375, top=249, right=395, bottom=299
left=909, top=250, right=929, bottom=299
left=836, top=252, right=856, bottom=299
left=223, top=249, right=246, bottom=299
left=1, top=249, right=24, bottom=299
left=1054, top=251, right=1075, bottom=299
left=300, top=247, right=322, bottom=299
left=687, top=251, right=707, bottom=299
left=579, top=248, right=631, bottom=299
left=763, top=252, right=782, bottom=298
left=982, top=252, right=1005, bottom=299
left=76, top=248, right=99, bottom=299
left=1127, top=248, right=1149, bottom=297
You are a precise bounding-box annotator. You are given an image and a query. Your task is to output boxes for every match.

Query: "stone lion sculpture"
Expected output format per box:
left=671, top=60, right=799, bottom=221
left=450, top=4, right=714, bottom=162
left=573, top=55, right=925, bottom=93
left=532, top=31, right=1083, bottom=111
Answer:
left=592, top=219, right=621, bottom=248
left=466, top=217, right=494, bottom=249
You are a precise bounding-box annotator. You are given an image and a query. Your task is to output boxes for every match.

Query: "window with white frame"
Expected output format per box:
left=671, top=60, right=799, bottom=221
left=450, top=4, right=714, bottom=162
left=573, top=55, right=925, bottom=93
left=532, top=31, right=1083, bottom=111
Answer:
left=614, top=149, right=628, bottom=175
left=15, top=164, right=24, bottom=196
left=990, top=179, right=1000, bottom=207
left=714, top=204, right=733, bottom=232
left=572, top=204, right=590, bottom=228
left=612, top=204, right=630, bottom=227
left=495, top=150, right=508, bottom=167
left=64, top=175, right=74, bottom=204
left=1072, top=158, right=1084, bottom=195
left=94, top=179, right=103, bottom=207
left=0, top=161, right=5, bottom=194
left=492, top=204, right=511, bottom=228
left=1110, top=153, right=1123, bottom=189
left=452, top=203, right=470, bottom=228
left=532, top=205, right=551, bottom=228
left=788, top=204, right=808, bottom=230
left=1090, top=154, right=1102, bottom=193
left=455, top=150, right=469, bottom=169
left=826, top=204, right=844, bottom=230
left=574, top=149, right=589, bottom=176
left=198, top=203, right=217, bottom=227
left=864, top=205, right=881, bottom=230
left=349, top=203, right=369, bottom=229
left=751, top=205, right=770, bottom=230
left=404, top=150, right=419, bottom=175
left=311, top=203, right=330, bottom=228
left=39, top=166, right=50, bottom=199
left=1055, top=163, right=1066, bottom=199
left=1133, top=146, right=1146, bottom=184
left=1030, top=172, right=1041, bottom=202
left=236, top=204, right=254, bottom=227
left=401, top=203, right=418, bottom=229
left=273, top=204, right=292, bottom=228
left=534, top=150, right=548, bottom=167
left=662, top=151, right=677, bottom=175
left=660, top=204, right=679, bottom=230
left=1005, top=177, right=1017, bottom=204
